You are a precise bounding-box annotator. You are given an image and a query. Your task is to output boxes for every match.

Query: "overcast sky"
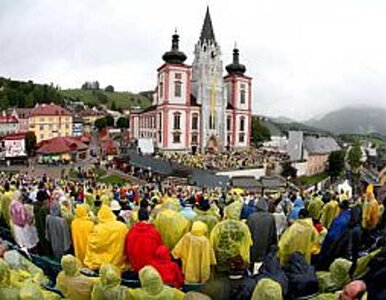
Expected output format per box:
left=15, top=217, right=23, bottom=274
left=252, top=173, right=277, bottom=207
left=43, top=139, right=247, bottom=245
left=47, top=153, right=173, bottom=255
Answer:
left=1, top=0, right=386, bottom=120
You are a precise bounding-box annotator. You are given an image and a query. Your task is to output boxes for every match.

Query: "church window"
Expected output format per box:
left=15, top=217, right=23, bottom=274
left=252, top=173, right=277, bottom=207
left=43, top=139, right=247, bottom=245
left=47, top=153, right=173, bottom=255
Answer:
left=192, top=114, right=199, bottom=130
left=174, top=81, right=182, bottom=97
left=191, top=133, right=198, bottom=144
left=227, top=116, right=232, bottom=131
left=158, top=131, right=162, bottom=143
left=173, top=113, right=181, bottom=130
left=211, top=51, right=215, bottom=59
left=159, top=82, right=164, bottom=99
left=173, top=132, right=181, bottom=143
left=158, top=113, right=162, bottom=129
left=227, top=83, right=232, bottom=103
left=240, top=117, right=245, bottom=132
left=175, top=73, right=182, bottom=79
left=240, top=84, right=246, bottom=104
left=239, top=133, right=245, bottom=143
left=209, top=114, right=215, bottom=130
left=227, top=134, right=231, bottom=144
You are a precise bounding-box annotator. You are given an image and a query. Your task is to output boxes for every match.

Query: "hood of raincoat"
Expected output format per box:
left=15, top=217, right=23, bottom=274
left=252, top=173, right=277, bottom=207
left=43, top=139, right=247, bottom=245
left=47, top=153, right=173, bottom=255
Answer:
left=101, top=194, right=112, bottom=205
left=50, top=202, right=61, bottom=217
left=224, top=201, right=242, bottom=220
left=97, top=205, right=116, bottom=223
left=256, top=198, right=268, bottom=212
left=100, top=264, right=121, bottom=289
left=252, top=278, right=283, bottom=300
left=139, top=266, right=164, bottom=296
left=75, top=204, right=89, bottom=220
left=329, top=258, right=352, bottom=288
left=3, top=250, right=22, bottom=269
left=0, top=258, right=11, bottom=287
left=61, top=255, right=80, bottom=277
left=191, top=221, right=207, bottom=236
left=154, top=245, right=171, bottom=262
left=19, top=284, right=44, bottom=300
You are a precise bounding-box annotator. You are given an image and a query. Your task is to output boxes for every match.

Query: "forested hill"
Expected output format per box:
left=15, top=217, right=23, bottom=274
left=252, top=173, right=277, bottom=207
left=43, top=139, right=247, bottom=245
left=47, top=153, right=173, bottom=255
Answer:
left=0, top=77, right=63, bottom=109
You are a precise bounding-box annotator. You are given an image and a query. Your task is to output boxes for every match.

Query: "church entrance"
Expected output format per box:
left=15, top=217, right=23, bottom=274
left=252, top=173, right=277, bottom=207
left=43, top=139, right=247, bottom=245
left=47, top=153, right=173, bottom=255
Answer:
left=206, top=135, right=219, bottom=153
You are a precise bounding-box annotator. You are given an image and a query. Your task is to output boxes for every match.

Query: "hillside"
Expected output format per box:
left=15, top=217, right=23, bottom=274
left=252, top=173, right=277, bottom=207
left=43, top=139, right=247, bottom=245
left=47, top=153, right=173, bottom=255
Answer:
left=306, top=106, right=386, bottom=135
left=60, top=89, right=152, bottom=110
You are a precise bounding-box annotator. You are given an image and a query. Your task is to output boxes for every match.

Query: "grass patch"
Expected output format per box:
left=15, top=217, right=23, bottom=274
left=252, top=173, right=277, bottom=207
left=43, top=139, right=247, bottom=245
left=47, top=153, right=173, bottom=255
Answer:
left=98, top=174, right=127, bottom=186
left=60, top=89, right=152, bottom=110
left=293, top=172, right=328, bottom=187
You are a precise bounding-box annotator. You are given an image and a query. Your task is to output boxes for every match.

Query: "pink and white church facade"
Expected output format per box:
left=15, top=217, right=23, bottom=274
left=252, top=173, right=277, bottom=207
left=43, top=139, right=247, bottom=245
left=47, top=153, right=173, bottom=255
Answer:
left=130, top=8, right=252, bottom=153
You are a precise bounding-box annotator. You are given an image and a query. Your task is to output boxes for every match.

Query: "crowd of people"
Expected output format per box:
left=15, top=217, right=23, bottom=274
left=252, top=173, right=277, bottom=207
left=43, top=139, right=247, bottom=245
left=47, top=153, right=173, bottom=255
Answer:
left=0, top=170, right=385, bottom=299
left=157, top=148, right=289, bottom=171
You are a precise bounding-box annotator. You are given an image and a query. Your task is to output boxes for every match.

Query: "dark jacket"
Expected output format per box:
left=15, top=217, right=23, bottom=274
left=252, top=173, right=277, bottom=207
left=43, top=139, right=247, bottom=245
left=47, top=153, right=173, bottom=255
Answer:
left=247, top=199, right=277, bottom=262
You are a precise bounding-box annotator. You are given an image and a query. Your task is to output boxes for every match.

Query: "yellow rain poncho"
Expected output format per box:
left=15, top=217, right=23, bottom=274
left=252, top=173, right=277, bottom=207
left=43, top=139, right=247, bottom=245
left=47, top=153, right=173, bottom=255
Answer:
left=91, top=264, right=128, bottom=300
left=224, top=201, right=243, bottom=220
left=172, top=221, right=216, bottom=284
left=1, top=193, right=13, bottom=228
left=307, top=197, right=324, bottom=220
left=72, top=205, right=95, bottom=265
left=56, top=255, right=95, bottom=300
left=320, top=200, right=340, bottom=229
left=4, top=250, right=48, bottom=286
left=19, top=283, right=44, bottom=300
left=362, top=192, right=380, bottom=229
left=0, top=258, right=19, bottom=300
left=129, top=266, right=185, bottom=300
left=210, top=219, right=252, bottom=272
left=317, top=258, right=352, bottom=293
left=192, top=210, right=219, bottom=236
left=251, top=278, right=283, bottom=300
left=84, top=206, right=128, bottom=271
left=278, top=218, right=319, bottom=265
left=154, top=209, right=189, bottom=250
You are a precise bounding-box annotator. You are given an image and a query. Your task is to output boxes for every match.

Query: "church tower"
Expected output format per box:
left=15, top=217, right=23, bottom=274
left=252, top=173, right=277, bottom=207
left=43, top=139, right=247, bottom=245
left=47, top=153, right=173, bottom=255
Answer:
left=191, top=7, right=226, bottom=152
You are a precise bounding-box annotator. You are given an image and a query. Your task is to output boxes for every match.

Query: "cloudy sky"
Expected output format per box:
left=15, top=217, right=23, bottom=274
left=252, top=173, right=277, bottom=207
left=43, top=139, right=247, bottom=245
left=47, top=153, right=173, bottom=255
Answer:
left=1, top=0, right=386, bottom=120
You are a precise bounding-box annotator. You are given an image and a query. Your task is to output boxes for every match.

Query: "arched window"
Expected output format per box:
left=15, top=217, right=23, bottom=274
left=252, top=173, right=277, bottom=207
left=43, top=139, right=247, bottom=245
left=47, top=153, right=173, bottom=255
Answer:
left=174, top=81, right=182, bottom=97
left=239, top=117, right=245, bottom=132
left=209, top=114, right=215, bottom=130
left=159, top=82, right=164, bottom=99
left=240, top=83, right=246, bottom=104
left=192, top=113, right=199, bottom=130
left=227, top=116, right=232, bottom=131
left=173, top=112, right=181, bottom=130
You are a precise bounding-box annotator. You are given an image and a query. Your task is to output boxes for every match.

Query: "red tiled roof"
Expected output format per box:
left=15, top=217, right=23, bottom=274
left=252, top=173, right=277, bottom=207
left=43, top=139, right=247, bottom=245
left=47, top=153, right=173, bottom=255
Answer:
left=2, top=131, right=28, bottom=141
left=30, top=104, right=72, bottom=117
left=36, top=136, right=88, bottom=154
left=0, top=115, right=18, bottom=124
left=101, top=138, right=118, bottom=155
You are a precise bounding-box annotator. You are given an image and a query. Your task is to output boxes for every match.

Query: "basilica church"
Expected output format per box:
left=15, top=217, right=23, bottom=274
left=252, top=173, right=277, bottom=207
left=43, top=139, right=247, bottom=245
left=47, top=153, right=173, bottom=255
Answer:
left=129, top=7, right=252, bottom=153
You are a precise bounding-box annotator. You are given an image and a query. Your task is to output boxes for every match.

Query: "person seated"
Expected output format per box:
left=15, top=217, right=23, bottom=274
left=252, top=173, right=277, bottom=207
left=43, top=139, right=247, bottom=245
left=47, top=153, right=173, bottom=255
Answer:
left=56, top=255, right=95, bottom=300
left=84, top=205, right=128, bottom=271
left=129, top=266, right=185, bottom=300
left=150, top=245, right=184, bottom=289
left=172, top=221, right=216, bottom=284
left=91, top=263, right=129, bottom=300
left=251, top=278, right=283, bottom=300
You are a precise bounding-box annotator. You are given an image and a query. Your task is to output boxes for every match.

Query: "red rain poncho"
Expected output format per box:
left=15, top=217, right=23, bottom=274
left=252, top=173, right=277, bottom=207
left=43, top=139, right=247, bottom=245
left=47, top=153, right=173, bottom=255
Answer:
left=150, top=245, right=184, bottom=288
left=125, top=221, right=163, bottom=272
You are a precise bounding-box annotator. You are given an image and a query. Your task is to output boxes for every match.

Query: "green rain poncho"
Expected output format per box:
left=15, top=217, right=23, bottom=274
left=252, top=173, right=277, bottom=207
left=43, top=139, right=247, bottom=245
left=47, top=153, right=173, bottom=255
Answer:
left=91, top=264, right=128, bottom=300
left=1, top=193, right=13, bottom=228
left=4, top=250, right=48, bottom=286
left=307, top=197, right=324, bottom=220
left=18, top=283, right=44, bottom=300
left=0, top=258, right=19, bottom=300
left=251, top=278, right=283, bottom=300
left=210, top=219, right=253, bottom=273
left=56, top=255, right=95, bottom=300
left=129, top=266, right=185, bottom=300
left=317, top=258, right=352, bottom=292
left=153, top=209, right=190, bottom=250
left=224, top=201, right=243, bottom=220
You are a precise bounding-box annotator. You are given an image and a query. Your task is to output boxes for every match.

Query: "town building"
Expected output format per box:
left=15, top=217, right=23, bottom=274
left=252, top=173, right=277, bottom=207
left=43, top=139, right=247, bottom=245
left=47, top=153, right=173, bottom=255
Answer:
left=28, top=103, right=73, bottom=142
left=0, top=114, right=19, bottom=135
left=288, top=131, right=341, bottom=176
left=130, top=7, right=252, bottom=153
left=9, top=108, right=32, bottom=131
left=0, top=132, right=28, bottom=165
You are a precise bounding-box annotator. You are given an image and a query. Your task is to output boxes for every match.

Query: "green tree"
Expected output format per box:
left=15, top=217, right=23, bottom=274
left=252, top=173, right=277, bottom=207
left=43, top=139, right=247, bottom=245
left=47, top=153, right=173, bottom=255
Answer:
left=105, top=85, right=114, bottom=92
left=94, top=117, right=107, bottom=130
left=25, top=132, right=37, bottom=156
left=0, top=94, right=9, bottom=110
left=327, top=150, right=346, bottom=179
left=111, top=100, right=117, bottom=111
left=348, top=143, right=362, bottom=172
left=250, top=116, right=271, bottom=146
left=116, top=117, right=129, bottom=129
left=105, top=115, right=114, bottom=127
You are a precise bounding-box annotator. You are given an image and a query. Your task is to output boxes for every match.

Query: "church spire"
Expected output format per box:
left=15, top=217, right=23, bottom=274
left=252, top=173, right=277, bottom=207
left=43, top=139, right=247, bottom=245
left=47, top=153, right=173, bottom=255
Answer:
left=199, top=6, right=216, bottom=45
